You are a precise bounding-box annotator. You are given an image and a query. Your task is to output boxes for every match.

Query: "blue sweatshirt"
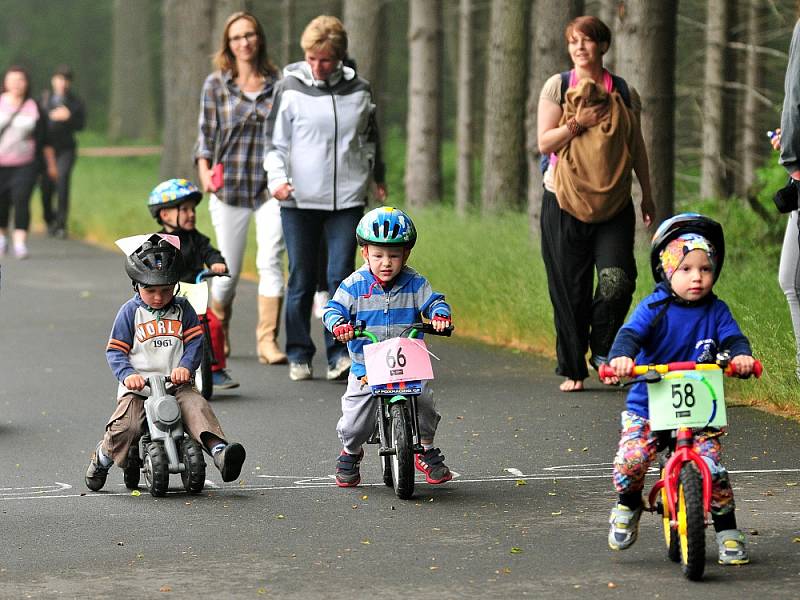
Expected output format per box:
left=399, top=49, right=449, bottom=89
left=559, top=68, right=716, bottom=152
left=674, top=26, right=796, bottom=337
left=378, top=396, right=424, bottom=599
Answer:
left=608, top=282, right=751, bottom=418
left=322, top=264, right=451, bottom=378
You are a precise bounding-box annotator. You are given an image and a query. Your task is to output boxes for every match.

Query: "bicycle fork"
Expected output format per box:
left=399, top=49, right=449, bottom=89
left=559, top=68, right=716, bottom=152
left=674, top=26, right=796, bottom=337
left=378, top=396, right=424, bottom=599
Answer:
left=375, top=395, right=424, bottom=456
left=648, top=428, right=714, bottom=526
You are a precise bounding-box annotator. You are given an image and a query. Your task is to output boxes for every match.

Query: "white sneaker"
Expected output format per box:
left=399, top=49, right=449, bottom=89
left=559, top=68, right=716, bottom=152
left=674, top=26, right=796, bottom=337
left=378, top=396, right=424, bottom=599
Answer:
left=289, top=362, right=313, bottom=381
left=327, top=355, right=351, bottom=381
left=313, top=290, right=330, bottom=319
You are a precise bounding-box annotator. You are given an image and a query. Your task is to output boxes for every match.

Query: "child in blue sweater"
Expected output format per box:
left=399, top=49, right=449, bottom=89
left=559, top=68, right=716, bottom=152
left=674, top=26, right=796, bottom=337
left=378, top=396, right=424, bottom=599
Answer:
left=322, top=207, right=453, bottom=487
left=604, top=213, right=755, bottom=565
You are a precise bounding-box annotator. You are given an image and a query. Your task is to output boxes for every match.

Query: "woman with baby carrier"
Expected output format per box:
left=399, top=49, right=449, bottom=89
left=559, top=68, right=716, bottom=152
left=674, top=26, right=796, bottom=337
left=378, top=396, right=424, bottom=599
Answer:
left=536, top=15, right=655, bottom=393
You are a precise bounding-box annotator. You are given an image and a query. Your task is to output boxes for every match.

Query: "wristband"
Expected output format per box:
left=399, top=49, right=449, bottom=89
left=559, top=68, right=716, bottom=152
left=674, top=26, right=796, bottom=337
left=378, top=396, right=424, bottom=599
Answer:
left=566, top=117, right=585, bottom=137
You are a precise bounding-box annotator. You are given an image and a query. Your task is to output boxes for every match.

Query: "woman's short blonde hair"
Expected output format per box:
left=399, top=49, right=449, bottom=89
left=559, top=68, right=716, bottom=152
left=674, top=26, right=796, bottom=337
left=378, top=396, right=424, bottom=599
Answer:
left=300, top=15, right=348, bottom=60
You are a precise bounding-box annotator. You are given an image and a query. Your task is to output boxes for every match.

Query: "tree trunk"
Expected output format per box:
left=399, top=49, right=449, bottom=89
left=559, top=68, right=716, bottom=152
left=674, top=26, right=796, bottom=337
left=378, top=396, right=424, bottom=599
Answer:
left=525, top=0, right=583, bottom=233
left=404, top=0, right=443, bottom=208
left=343, top=0, right=385, bottom=133
left=161, top=0, right=214, bottom=180
left=615, top=0, right=678, bottom=226
left=281, top=0, right=296, bottom=67
left=108, top=0, right=157, bottom=142
left=741, top=0, right=763, bottom=196
left=700, top=0, right=727, bottom=199
left=481, top=0, right=530, bottom=214
left=455, top=0, right=475, bottom=216
left=597, top=0, right=616, bottom=72
left=212, top=0, right=250, bottom=45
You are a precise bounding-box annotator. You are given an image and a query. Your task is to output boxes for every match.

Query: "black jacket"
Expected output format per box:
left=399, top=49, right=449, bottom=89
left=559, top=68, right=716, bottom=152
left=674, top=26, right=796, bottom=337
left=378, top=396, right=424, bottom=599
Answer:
left=159, top=228, right=226, bottom=284
left=39, top=90, right=85, bottom=150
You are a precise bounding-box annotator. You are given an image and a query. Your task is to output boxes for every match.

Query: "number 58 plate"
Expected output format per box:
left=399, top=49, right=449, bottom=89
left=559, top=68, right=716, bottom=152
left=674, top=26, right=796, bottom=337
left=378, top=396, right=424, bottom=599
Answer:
left=647, top=369, right=727, bottom=431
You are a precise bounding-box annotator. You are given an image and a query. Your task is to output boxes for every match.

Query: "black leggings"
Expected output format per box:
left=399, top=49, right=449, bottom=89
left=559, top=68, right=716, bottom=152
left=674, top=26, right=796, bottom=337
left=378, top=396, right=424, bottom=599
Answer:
left=40, top=147, right=77, bottom=231
left=0, top=162, right=38, bottom=231
left=540, top=189, right=637, bottom=380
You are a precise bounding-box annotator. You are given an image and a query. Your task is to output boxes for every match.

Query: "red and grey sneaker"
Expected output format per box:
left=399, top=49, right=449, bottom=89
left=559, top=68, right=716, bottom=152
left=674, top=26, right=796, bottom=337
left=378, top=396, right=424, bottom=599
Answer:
left=415, top=447, right=453, bottom=484
left=335, top=448, right=364, bottom=487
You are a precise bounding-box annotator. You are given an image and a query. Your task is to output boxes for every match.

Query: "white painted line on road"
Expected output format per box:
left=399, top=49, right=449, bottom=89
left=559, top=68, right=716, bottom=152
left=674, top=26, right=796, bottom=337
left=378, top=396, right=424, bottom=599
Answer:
left=3, top=467, right=798, bottom=501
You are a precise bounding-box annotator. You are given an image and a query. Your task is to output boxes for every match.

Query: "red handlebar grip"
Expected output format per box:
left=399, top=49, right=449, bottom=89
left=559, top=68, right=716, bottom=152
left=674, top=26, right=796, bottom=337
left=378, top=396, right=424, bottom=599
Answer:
left=753, top=360, right=763, bottom=378
left=598, top=364, right=616, bottom=379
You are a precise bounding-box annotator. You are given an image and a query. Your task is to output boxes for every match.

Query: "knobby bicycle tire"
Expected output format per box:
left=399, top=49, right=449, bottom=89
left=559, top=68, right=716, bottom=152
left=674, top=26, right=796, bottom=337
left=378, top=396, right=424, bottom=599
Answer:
left=678, top=463, right=706, bottom=581
left=390, top=403, right=414, bottom=500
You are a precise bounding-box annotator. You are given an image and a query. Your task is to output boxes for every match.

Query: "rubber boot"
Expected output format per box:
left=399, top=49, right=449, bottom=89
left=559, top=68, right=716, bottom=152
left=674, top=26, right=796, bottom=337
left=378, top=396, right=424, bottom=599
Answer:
left=257, top=296, right=288, bottom=364
left=209, top=298, right=232, bottom=357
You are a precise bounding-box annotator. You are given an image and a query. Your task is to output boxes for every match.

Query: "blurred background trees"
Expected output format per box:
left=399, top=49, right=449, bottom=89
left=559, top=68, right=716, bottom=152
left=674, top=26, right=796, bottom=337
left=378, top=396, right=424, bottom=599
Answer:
left=1, top=0, right=797, bottom=227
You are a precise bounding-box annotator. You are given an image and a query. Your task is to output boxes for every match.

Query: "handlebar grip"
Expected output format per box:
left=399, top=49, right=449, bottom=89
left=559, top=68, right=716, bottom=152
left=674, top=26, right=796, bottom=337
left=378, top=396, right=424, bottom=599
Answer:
left=598, top=364, right=620, bottom=379
left=415, top=322, right=454, bottom=336
left=724, top=359, right=763, bottom=378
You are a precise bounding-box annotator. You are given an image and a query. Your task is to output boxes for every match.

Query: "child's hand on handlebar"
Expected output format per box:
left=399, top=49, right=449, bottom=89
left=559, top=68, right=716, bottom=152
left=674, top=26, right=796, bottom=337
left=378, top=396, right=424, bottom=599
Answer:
left=431, top=314, right=451, bottom=332
left=210, top=262, right=227, bottom=274
left=332, top=320, right=355, bottom=343
left=170, top=367, right=192, bottom=385
left=730, top=355, right=755, bottom=377
left=124, top=373, right=146, bottom=391
left=609, top=356, right=634, bottom=378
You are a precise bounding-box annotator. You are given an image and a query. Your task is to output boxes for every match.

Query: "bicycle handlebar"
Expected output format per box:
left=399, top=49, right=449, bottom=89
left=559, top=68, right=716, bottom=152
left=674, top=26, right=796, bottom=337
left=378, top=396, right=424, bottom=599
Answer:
left=352, top=321, right=454, bottom=343
left=597, top=359, right=763, bottom=380
left=194, top=270, right=231, bottom=284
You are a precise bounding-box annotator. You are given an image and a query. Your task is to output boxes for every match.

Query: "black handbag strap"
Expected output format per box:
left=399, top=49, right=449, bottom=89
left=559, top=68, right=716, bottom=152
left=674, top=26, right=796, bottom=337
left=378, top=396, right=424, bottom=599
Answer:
left=0, top=100, right=26, bottom=143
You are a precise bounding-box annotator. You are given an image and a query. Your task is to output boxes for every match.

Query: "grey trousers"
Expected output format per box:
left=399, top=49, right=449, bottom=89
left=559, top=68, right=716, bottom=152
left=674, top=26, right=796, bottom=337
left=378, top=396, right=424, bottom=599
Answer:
left=336, top=373, right=441, bottom=455
left=778, top=210, right=800, bottom=380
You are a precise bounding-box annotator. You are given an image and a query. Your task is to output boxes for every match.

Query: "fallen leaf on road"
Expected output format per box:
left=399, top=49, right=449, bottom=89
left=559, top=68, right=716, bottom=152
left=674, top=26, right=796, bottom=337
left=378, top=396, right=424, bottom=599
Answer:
left=361, top=539, right=370, bottom=545
left=276, top=514, right=285, bottom=519
left=430, top=566, right=440, bottom=571
left=116, top=541, right=124, bottom=546
left=131, top=490, right=141, bottom=497
left=581, top=447, right=588, bottom=452
left=159, top=585, right=172, bottom=592
left=548, top=492, right=557, bottom=496
left=608, top=582, right=617, bottom=589
left=787, top=482, right=798, bottom=487
left=510, top=547, right=522, bottom=554
left=257, top=588, right=267, bottom=594
left=793, top=537, right=800, bottom=543
left=551, top=511, right=562, bottom=516
left=361, top=495, right=368, bottom=500
left=515, top=480, right=526, bottom=486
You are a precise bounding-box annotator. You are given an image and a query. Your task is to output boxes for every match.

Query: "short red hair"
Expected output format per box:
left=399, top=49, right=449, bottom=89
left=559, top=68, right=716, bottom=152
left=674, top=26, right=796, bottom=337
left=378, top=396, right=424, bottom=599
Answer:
left=565, top=16, right=612, bottom=48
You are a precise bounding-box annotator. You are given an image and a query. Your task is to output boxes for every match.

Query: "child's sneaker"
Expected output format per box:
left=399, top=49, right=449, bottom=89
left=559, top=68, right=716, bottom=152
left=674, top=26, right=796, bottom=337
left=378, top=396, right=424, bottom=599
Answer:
left=212, top=369, right=240, bottom=389
left=85, top=444, right=111, bottom=491
left=0, top=236, right=6, bottom=257
left=716, top=529, right=749, bottom=565
left=608, top=503, right=643, bottom=550
left=335, top=448, right=363, bottom=487
left=13, top=242, right=27, bottom=260
left=212, top=442, right=246, bottom=482
left=415, top=447, right=452, bottom=484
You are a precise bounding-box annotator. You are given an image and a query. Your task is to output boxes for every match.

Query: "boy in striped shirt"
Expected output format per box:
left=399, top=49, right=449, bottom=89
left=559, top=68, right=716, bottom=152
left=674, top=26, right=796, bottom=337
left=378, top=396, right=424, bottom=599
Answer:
left=323, top=207, right=453, bottom=487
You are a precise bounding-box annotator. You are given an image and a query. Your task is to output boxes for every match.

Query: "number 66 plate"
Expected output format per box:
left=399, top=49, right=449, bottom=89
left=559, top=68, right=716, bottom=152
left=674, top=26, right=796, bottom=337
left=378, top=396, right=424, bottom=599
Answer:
left=647, top=369, right=727, bottom=431
left=363, top=337, right=434, bottom=386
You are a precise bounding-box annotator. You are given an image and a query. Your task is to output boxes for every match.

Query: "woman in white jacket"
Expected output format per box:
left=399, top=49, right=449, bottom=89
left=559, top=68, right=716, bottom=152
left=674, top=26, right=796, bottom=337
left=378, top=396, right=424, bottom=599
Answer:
left=264, top=15, right=386, bottom=382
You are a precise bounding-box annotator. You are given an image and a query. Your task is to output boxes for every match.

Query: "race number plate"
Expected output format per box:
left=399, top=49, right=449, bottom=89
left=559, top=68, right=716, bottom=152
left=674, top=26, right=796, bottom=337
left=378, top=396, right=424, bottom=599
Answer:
left=363, top=337, right=434, bottom=386
left=648, top=369, right=727, bottom=431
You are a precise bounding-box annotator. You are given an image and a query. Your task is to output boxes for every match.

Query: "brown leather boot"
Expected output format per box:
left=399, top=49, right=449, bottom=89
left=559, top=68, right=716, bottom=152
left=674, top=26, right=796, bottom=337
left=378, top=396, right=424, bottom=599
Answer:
left=257, top=296, right=288, bottom=364
left=209, top=298, right=232, bottom=357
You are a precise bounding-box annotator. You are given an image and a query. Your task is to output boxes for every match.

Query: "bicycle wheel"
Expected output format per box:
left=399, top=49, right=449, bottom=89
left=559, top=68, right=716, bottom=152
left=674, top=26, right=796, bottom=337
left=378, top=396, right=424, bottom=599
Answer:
left=660, top=477, right=680, bottom=563
left=677, top=463, right=706, bottom=581
left=198, top=334, right=213, bottom=401
left=390, top=403, right=414, bottom=500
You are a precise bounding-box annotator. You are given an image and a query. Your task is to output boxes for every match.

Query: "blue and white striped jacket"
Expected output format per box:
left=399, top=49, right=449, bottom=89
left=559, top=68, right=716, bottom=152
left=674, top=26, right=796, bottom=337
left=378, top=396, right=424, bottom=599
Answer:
left=322, top=264, right=451, bottom=378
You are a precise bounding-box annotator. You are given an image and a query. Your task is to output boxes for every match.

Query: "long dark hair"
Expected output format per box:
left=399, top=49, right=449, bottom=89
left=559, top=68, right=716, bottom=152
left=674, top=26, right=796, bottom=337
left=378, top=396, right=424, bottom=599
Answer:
left=213, top=12, right=279, bottom=78
left=2, top=65, right=32, bottom=100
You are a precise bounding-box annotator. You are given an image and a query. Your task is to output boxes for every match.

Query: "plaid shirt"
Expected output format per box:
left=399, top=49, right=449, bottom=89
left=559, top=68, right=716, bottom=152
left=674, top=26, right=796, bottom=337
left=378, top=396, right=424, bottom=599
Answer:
left=194, top=70, right=277, bottom=209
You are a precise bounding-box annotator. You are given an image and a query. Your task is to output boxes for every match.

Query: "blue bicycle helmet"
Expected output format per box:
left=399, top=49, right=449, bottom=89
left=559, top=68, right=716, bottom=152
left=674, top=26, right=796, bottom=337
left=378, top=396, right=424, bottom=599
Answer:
left=356, top=206, right=417, bottom=248
left=148, top=179, right=203, bottom=220
left=650, top=213, right=725, bottom=284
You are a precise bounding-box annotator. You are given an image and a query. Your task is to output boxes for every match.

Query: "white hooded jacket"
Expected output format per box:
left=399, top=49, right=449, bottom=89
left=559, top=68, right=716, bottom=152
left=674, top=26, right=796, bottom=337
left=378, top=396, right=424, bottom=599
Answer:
left=263, top=61, right=381, bottom=211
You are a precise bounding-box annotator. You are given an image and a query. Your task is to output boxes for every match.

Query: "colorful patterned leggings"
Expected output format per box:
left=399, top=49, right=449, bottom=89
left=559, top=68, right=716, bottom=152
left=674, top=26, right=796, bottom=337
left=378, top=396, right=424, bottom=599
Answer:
left=612, top=411, right=735, bottom=515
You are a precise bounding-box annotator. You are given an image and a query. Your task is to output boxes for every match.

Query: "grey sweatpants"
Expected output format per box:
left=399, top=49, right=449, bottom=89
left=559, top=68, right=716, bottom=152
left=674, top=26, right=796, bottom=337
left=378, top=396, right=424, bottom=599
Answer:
left=336, top=373, right=441, bottom=455
left=778, top=210, right=800, bottom=380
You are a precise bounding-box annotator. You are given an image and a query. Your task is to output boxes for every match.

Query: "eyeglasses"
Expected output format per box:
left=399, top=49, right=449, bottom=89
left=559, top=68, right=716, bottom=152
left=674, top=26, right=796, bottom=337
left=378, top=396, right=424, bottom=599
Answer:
left=229, top=32, right=258, bottom=44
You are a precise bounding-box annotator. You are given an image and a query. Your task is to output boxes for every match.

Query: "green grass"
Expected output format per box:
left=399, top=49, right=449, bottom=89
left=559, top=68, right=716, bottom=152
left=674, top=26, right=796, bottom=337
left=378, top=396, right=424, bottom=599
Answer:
left=57, top=134, right=800, bottom=412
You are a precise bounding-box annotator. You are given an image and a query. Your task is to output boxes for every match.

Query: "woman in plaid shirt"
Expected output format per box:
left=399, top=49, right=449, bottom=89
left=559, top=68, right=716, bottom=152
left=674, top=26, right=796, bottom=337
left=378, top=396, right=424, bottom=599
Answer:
left=194, top=11, right=287, bottom=365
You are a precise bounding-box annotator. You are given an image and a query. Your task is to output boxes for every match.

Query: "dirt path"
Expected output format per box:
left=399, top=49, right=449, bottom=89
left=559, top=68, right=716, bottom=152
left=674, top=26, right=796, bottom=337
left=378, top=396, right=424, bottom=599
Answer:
left=78, top=146, right=162, bottom=157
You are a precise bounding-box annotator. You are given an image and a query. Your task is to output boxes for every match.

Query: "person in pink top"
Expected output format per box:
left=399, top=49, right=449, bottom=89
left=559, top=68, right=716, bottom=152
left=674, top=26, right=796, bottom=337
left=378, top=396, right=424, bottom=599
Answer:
left=0, top=66, right=57, bottom=259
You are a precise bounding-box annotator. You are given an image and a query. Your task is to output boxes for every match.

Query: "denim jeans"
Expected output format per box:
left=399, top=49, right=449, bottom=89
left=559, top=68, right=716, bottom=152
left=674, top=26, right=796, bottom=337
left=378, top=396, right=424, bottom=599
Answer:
left=281, top=206, right=363, bottom=366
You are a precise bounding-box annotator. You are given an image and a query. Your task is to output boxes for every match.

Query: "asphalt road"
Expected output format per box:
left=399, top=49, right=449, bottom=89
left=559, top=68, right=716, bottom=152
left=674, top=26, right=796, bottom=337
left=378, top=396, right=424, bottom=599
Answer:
left=1, top=235, right=799, bottom=599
